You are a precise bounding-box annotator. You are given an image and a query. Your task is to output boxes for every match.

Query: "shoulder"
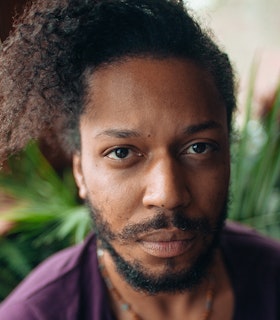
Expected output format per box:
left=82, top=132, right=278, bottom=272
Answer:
left=0, top=233, right=98, bottom=319
left=221, top=221, right=280, bottom=269
left=222, top=221, right=280, bottom=252
left=221, top=223, right=280, bottom=319
left=0, top=301, right=37, bottom=320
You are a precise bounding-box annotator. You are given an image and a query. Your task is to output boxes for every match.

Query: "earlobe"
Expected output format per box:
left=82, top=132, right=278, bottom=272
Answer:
left=73, top=153, right=87, bottom=199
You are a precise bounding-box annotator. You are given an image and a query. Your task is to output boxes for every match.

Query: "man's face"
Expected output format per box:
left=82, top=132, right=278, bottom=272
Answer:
left=73, top=57, right=230, bottom=293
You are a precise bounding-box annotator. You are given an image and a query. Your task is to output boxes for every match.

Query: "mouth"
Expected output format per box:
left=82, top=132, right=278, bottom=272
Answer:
left=137, top=230, right=196, bottom=258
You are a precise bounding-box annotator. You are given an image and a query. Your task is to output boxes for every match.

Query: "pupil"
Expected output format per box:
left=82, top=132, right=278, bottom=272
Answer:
left=193, top=143, right=206, bottom=153
left=115, top=148, right=129, bottom=158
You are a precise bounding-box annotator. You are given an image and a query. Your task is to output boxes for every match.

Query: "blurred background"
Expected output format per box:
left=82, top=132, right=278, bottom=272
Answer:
left=0, top=0, right=279, bottom=300
left=186, top=0, right=280, bottom=112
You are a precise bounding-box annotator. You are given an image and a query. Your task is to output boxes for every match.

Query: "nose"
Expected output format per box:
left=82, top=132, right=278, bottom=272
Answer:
left=142, top=156, right=190, bottom=210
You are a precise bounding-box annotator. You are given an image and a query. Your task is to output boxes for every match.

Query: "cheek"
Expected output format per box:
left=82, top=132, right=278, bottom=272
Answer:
left=83, top=163, right=141, bottom=225
left=189, top=164, right=230, bottom=215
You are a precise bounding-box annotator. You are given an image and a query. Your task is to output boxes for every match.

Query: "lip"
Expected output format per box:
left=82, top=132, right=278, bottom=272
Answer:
left=137, top=230, right=196, bottom=258
left=138, top=229, right=195, bottom=242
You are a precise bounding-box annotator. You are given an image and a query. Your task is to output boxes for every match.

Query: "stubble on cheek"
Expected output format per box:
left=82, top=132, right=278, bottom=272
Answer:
left=85, top=199, right=117, bottom=241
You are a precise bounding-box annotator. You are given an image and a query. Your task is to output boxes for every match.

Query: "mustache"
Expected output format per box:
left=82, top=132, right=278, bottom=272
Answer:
left=118, top=211, right=213, bottom=241
left=86, top=200, right=216, bottom=242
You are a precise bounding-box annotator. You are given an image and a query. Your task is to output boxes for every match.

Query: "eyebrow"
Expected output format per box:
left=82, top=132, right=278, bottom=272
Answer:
left=95, top=120, right=223, bottom=139
left=183, top=120, right=223, bottom=135
left=95, top=129, right=141, bottom=138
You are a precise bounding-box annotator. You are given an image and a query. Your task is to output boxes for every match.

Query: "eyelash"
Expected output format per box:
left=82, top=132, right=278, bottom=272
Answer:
left=183, top=142, right=218, bottom=155
left=105, top=147, right=142, bottom=160
left=105, top=142, right=217, bottom=161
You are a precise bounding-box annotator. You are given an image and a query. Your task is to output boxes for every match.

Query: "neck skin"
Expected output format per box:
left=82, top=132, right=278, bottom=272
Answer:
left=100, top=246, right=234, bottom=320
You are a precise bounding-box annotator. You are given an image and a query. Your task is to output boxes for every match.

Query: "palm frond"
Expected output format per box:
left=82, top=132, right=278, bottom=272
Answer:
left=229, top=65, right=280, bottom=236
left=0, top=142, right=91, bottom=300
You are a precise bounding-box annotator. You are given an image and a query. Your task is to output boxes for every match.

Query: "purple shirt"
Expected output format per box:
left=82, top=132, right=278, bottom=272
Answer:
left=0, top=222, right=280, bottom=319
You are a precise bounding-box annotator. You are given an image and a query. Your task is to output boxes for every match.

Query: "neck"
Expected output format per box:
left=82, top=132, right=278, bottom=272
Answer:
left=97, top=245, right=230, bottom=320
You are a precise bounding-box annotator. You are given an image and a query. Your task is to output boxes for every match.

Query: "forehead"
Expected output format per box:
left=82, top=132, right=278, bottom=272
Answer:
left=81, top=57, right=227, bottom=133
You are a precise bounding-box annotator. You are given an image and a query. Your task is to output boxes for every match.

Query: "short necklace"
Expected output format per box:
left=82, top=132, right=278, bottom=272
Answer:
left=97, top=248, right=215, bottom=320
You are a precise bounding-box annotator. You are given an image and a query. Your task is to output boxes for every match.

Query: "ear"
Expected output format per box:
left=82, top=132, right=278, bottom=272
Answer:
left=73, top=153, right=87, bottom=199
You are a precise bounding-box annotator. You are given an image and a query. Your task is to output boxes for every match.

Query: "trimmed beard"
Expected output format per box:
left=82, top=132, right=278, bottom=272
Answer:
left=87, top=200, right=227, bottom=295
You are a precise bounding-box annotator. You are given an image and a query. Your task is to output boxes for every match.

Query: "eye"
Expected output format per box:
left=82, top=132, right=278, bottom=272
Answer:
left=106, top=147, right=142, bottom=160
left=107, top=147, right=131, bottom=159
left=186, top=142, right=217, bottom=154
